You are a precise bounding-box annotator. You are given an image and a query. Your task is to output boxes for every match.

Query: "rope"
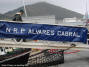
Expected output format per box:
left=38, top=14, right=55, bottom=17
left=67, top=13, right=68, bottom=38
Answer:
left=48, top=44, right=80, bottom=54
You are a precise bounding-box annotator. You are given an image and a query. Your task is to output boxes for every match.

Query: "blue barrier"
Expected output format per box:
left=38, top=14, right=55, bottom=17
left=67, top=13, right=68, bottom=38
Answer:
left=0, top=21, right=88, bottom=43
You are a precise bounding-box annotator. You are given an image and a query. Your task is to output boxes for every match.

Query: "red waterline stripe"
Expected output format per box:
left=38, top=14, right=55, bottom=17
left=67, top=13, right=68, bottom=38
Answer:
left=48, top=49, right=80, bottom=54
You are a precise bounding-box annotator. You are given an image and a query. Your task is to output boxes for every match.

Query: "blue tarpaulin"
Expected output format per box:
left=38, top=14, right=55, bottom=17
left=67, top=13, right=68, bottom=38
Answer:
left=0, top=21, right=88, bottom=43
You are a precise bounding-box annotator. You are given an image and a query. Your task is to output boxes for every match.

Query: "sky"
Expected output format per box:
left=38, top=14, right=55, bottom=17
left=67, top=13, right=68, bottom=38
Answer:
left=0, top=0, right=89, bottom=14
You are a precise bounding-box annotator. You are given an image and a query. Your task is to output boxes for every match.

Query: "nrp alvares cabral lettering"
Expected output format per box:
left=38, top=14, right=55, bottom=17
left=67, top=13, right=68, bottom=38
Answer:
left=6, top=28, right=80, bottom=38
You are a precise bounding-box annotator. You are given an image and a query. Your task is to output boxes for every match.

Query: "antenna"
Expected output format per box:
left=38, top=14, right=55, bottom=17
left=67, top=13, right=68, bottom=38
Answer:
left=85, top=0, right=88, bottom=25
left=23, top=0, right=28, bottom=17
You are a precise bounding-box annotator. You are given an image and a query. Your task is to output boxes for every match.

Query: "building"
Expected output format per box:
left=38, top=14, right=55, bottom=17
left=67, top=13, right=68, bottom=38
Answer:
left=23, top=15, right=86, bottom=26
